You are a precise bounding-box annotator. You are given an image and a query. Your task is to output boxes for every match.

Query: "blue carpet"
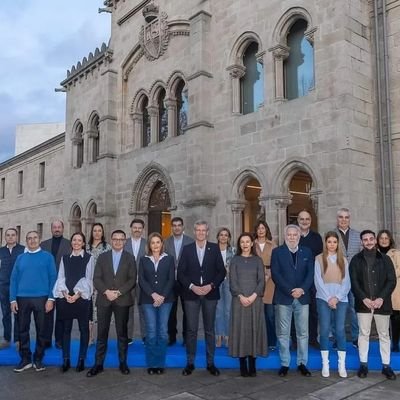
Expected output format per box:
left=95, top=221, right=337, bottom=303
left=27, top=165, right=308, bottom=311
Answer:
left=0, top=340, right=399, bottom=370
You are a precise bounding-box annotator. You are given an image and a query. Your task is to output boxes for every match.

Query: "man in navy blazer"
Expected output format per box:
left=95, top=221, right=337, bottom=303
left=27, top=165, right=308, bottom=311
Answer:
left=177, top=220, right=226, bottom=376
left=124, top=218, right=147, bottom=343
left=164, top=217, right=194, bottom=345
left=271, top=224, right=314, bottom=377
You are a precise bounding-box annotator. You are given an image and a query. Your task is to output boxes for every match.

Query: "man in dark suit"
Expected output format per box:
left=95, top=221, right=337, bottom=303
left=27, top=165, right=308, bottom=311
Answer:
left=124, top=218, right=147, bottom=343
left=271, top=224, right=314, bottom=378
left=87, top=230, right=137, bottom=377
left=177, top=220, right=226, bottom=376
left=164, top=217, right=194, bottom=345
left=40, top=219, right=71, bottom=348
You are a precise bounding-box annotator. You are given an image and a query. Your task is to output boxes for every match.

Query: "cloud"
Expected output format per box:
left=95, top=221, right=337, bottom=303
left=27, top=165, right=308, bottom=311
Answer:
left=0, top=0, right=110, bottom=162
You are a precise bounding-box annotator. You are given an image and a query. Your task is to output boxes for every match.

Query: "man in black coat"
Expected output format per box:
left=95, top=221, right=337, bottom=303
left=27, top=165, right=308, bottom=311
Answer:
left=349, top=229, right=396, bottom=380
left=177, top=220, right=226, bottom=376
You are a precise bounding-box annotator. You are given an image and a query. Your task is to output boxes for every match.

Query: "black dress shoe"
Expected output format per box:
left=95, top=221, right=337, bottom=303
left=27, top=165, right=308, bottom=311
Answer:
left=156, top=368, right=164, bottom=374
left=382, top=366, right=396, bottom=380
left=207, top=364, right=220, bottom=376
left=297, top=363, right=311, bottom=377
left=357, top=364, right=368, bottom=378
left=168, top=338, right=176, bottom=346
left=76, top=359, right=85, bottom=372
left=182, top=363, right=195, bottom=376
left=119, top=362, right=130, bottom=375
left=278, top=366, right=289, bottom=377
left=55, top=342, right=62, bottom=350
left=86, top=365, right=104, bottom=377
left=61, top=359, right=70, bottom=373
left=309, top=339, right=320, bottom=350
left=147, top=368, right=155, bottom=375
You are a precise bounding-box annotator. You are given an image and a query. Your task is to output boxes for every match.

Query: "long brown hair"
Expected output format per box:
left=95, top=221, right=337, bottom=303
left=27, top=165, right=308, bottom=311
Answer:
left=322, top=231, right=345, bottom=279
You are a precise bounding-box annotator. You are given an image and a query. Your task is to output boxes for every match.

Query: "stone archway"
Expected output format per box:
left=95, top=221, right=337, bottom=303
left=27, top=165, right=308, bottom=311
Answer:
left=70, top=203, right=82, bottom=234
left=129, top=162, right=176, bottom=236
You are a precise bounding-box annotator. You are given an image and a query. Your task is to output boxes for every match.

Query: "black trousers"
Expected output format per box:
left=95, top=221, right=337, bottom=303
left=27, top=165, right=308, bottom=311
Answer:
left=43, top=306, right=63, bottom=345
left=184, top=298, right=217, bottom=365
left=0, top=285, right=19, bottom=342
left=17, top=296, right=47, bottom=361
left=95, top=304, right=130, bottom=365
left=168, top=295, right=186, bottom=341
left=62, top=316, right=89, bottom=360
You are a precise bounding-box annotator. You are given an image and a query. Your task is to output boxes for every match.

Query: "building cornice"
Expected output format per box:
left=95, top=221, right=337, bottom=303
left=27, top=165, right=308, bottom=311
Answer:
left=0, top=133, right=65, bottom=171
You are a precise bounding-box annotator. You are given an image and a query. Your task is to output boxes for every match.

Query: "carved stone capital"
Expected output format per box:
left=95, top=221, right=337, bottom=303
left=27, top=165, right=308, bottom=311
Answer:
left=86, top=129, right=99, bottom=139
left=255, top=50, right=266, bottom=65
left=304, top=27, right=317, bottom=45
left=227, top=200, right=246, bottom=213
left=274, top=195, right=292, bottom=209
left=269, top=44, right=290, bottom=60
left=71, top=137, right=83, bottom=145
left=131, top=111, right=143, bottom=121
left=165, top=98, right=177, bottom=110
left=147, top=105, right=159, bottom=117
left=226, top=64, right=246, bottom=79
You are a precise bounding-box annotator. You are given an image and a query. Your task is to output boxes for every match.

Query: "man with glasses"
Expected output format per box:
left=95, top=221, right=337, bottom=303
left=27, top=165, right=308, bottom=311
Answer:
left=0, top=228, right=24, bottom=350
left=87, top=230, right=137, bottom=377
left=164, top=217, right=194, bottom=346
left=334, top=208, right=361, bottom=347
left=10, top=231, right=57, bottom=372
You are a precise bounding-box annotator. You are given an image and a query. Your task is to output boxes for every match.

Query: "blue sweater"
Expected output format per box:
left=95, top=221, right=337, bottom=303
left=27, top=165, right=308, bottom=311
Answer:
left=10, top=250, right=57, bottom=301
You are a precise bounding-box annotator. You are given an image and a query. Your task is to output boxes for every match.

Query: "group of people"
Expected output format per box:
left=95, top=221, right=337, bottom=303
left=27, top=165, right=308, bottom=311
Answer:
left=0, top=208, right=399, bottom=381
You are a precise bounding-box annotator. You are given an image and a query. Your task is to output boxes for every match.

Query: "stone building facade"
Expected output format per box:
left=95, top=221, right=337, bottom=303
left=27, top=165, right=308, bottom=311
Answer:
left=1, top=0, right=399, bottom=244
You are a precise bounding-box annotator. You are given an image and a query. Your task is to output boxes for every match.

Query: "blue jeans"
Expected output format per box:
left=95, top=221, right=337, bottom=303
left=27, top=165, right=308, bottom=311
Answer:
left=275, top=300, right=309, bottom=367
left=264, top=304, right=277, bottom=347
left=331, top=290, right=358, bottom=342
left=215, top=279, right=231, bottom=337
left=143, top=302, right=173, bottom=368
left=317, top=299, right=348, bottom=351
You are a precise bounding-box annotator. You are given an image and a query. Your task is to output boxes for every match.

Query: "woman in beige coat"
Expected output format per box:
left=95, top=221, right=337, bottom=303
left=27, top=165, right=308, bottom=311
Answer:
left=377, top=229, right=400, bottom=352
left=254, top=221, right=277, bottom=350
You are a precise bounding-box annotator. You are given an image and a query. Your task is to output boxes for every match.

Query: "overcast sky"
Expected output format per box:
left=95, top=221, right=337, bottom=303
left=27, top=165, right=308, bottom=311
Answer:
left=0, top=1, right=110, bottom=162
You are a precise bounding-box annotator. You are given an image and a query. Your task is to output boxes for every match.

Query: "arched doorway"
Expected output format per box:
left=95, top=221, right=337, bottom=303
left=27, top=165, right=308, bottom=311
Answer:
left=242, top=177, right=262, bottom=232
left=148, top=181, right=171, bottom=238
left=85, top=201, right=97, bottom=237
left=286, top=171, right=317, bottom=230
left=70, top=204, right=82, bottom=234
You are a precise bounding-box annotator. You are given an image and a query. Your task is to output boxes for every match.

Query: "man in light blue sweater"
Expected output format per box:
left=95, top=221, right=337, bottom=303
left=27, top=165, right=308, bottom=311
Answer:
left=10, top=230, right=57, bottom=373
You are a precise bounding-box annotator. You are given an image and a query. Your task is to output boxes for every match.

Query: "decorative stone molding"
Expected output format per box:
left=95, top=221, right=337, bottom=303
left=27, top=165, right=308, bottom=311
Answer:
left=227, top=65, right=246, bottom=114
left=269, top=44, right=290, bottom=102
left=227, top=64, right=246, bottom=79
left=309, top=189, right=322, bottom=213
left=182, top=198, right=217, bottom=208
left=304, top=27, right=317, bottom=45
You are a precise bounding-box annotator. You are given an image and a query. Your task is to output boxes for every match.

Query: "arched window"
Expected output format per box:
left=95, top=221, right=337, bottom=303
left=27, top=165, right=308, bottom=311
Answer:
left=90, top=114, right=100, bottom=162
left=70, top=204, right=82, bottom=233
left=176, top=80, right=188, bottom=136
left=241, top=42, right=264, bottom=114
left=142, top=97, right=151, bottom=147
left=158, top=88, right=168, bottom=142
left=73, top=122, right=84, bottom=168
left=284, top=19, right=314, bottom=100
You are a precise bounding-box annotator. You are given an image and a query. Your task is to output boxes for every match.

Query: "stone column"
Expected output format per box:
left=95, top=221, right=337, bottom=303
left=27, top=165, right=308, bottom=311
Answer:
left=228, top=200, right=246, bottom=242
left=165, top=98, right=177, bottom=138
left=71, top=138, right=81, bottom=168
left=269, top=45, right=289, bottom=102
left=227, top=65, right=246, bottom=114
left=148, top=105, right=159, bottom=144
left=275, top=197, right=292, bottom=244
left=131, top=112, right=143, bottom=149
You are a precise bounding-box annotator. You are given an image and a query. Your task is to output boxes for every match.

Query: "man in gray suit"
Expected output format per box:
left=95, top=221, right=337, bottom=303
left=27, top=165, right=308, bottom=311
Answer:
left=334, top=207, right=361, bottom=346
left=41, top=220, right=71, bottom=348
left=124, top=218, right=147, bottom=343
left=164, top=217, right=194, bottom=345
left=86, top=229, right=137, bottom=377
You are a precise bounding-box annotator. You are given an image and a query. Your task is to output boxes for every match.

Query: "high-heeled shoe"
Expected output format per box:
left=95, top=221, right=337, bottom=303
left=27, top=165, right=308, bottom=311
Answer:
left=61, top=358, right=70, bottom=373
left=76, top=358, right=85, bottom=372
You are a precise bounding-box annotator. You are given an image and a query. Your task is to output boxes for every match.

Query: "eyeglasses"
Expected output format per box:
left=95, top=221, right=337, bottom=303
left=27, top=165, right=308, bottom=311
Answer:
left=111, top=238, right=126, bottom=242
left=26, top=237, right=39, bottom=241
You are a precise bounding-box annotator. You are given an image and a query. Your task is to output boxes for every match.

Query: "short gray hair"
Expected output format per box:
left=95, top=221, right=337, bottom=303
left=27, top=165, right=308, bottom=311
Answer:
left=284, top=224, right=301, bottom=236
left=336, top=208, right=350, bottom=217
left=194, top=220, right=209, bottom=231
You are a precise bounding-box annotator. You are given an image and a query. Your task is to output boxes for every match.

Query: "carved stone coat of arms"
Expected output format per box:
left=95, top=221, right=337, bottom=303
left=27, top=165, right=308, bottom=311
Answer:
left=139, top=11, right=169, bottom=61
